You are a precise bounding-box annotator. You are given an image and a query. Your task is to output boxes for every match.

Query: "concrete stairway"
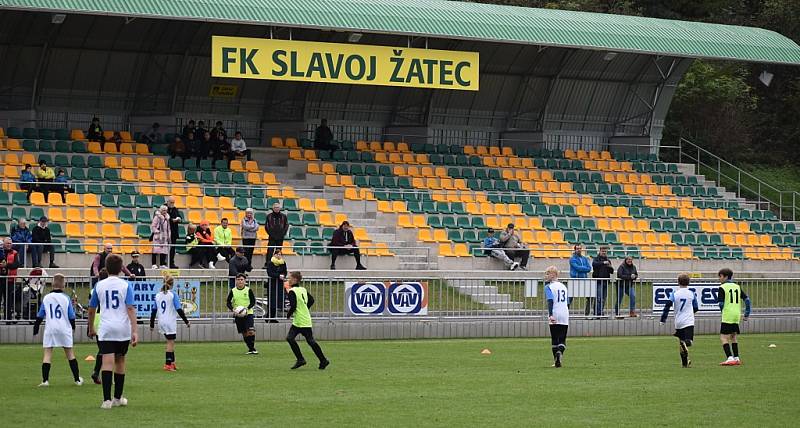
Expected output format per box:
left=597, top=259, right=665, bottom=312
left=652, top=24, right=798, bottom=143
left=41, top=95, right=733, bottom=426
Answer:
left=450, top=280, right=525, bottom=311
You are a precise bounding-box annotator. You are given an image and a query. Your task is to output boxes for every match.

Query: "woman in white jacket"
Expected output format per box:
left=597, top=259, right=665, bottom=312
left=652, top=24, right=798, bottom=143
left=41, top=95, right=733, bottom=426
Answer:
left=150, top=205, right=171, bottom=268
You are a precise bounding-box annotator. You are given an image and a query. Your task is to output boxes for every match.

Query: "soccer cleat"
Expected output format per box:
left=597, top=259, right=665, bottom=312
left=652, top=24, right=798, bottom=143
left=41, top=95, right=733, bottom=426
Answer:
left=151, top=264, right=159, bottom=269
left=510, top=262, right=519, bottom=271
left=731, top=359, right=742, bottom=366
left=291, top=360, right=307, bottom=370
left=91, top=374, right=101, bottom=385
left=163, top=364, right=175, bottom=371
left=112, top=397, right=128, bottom=407
left=170, top=363, right=178, bottom=370
left=208, top=262, right=215, bottom=269
left=329, top=265, right=336, bottom=270
left=247, top=349, right=259, bottom=355
left=75, top=377, right=84, bottom=386
left=720, top=358, right=736, bottom=366
left=159, top=265, right=168, bottom=269
left=555, top=351, right=562, bottom=368
left=38, top=381, right=49, bottom=387
left=100, top=400, right=113, bottom=410
left=216, top=253, right=226, bottom=262
left=355, top=265, right=367, bottom=270
left=319, top=359, right=330, bottom=370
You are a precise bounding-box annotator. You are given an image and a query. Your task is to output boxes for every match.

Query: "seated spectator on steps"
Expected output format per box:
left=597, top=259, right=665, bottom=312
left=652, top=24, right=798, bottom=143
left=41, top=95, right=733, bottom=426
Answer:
left=87, top=117, right=104, bottom=142
left=185, top=131, right=199, bottom=160
left=229, top=131, right=252, bottom=161
left=499, top=223, right=530, bottom=271
left=31, top=216, right=58, bottom=268
left=329, top=221, right=366, bottom=270
left=19, top=164, right=36, bottom=198
left=314, top=118, right=337, bottom=154
left=140, top=122, right=161, bottom=146
left=182, top=120, right=196, bottom=139
left=10, top=218, right=33, bottom=267
left=54, top=169, right=72, bottom=199
left=110, top=131, right=124, bottom=151
left=185, top=224, right=205, bottom=268
left=214, top=218, right=235, bottom=263
left=482, top=229, right=519, bottom=270
left=35, top=160, right=56, bottom=198
left=212, top=132, right=230, bottom=162
left=195, top=220, right=217, bottom=269
left=170, top=136, right=187, bottom=160
left=211, top=121, right=227, bottom=141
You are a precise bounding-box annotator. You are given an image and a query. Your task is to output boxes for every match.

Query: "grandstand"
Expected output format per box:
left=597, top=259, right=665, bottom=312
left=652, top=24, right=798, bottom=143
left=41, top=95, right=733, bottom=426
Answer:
left=1, top=0, right=799, bottom=275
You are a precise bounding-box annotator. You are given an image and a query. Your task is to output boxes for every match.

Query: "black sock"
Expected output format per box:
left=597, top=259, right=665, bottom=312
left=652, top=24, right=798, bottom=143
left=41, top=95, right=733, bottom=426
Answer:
left=680, top=342, right=688, bottom=366
left=68, top=358, right=80, bottom=381
left=551, top=346, right=558, bottom=359
left=732, top=343, right=739, bottom=358
left=101, top=370, right=113, bottom=401
left=42, top=363, right=51, bottom=382
left=723, top=343, right=732, bottom=358
left=93, top=353, right=102, bottom=376
left=558, top=344, right=566, bottom=355
left=113, top=373, right=125, bottom=399
left=166, top=352, right=175, bottom=364
left=245, top=335, right=256, bottom=351
left=308, top=340, right=327, bottom=362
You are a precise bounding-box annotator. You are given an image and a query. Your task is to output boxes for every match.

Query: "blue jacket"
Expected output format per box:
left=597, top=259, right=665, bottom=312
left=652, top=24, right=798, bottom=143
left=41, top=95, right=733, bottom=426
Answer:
left=11, top=225, right=32, bottom=244
left=20, top=170, right=36, bottom=183
left=482, top=237, right=499, bottom=256
left=569, top=254, right=591, bottom=279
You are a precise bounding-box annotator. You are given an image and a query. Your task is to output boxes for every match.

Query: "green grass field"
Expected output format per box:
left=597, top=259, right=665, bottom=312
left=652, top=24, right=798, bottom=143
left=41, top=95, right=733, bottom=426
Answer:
left=2, top=334, right=799, bottom=427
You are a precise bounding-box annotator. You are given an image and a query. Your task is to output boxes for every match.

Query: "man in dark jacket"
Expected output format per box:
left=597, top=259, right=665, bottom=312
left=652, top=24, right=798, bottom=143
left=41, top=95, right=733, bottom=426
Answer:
left=10, top=218, right=32, bottom=268
left=1, top=237, right=21, bottom=320
left=228, top=247, right=252, bottom=288
left=313, top=118, right=336, bottom=154
left=265, top=249, right=288, bottom=323
left=591, top=246, right=614, bottom=317
left=31, top=216, right=58, bottom=268
left=126, top=251, right=147, bottom=280
left=90, top=243, right=134, bottom=286
left=615, top=256, right=638, bottom=318
left=86, top=117, right=104, bottom=142
left=166, top=197, right=183, bottom=269
left=329, top=221, right=366, bottom=270
left=264, top=202, right=289, bottom=264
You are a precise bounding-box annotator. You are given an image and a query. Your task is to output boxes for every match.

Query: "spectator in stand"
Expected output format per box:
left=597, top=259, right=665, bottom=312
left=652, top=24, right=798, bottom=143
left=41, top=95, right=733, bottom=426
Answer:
left=196, top=220, right=216, bottom=269
left=229, top=131, right=251, bottom=161
left=19, top=164, right=36, bottom=199
left=210, top=121, right=227, bottom=141
left=166, top=197, right=183, bottom=269
left=227, top=247, right=252, bottom=288
left=568, top=244, right=592, bottom=315
left=31, top=216, right=58, bottom=268
left=329, top=221, right=366, bottom=270
left=198, top=131, right=212, bottom=161
left=184, top=224, right=204, bottom=268
left=196, top=120, right=208, bottom=137
left=265, top=248, right=287, bottom=322
left=314, top=118, right=336, bottom=154
left=615, top=256, right=638, bottom=318
left=86, top=117, right=104, bottom=142
left=110, top=131, right=124, bottom=151
left=89, top=243, right=133, bottom=286
left=482, top=229, right=519, bottom=270
left=182, top=120, right=196, bottom=139
left=1, top=237, right=21, bottom=320
left=126, top=251, right=146, bottom=280
left=35, top=160, right=56, bottom=199
left=185, top=131, right=199, bottom=161
left=150, top=205, right=171, bottom=269
left=170, top=136, right=187, bottom=160
left=54, top=169, right=72, bottom=199
left=10, top=218, right=32, bottom=268
left=140, top=122, right=162, bottom=146
left=499, top=223, right=530, bottom=270
left=591, top=246, right=614, bottom=317
left=240, top=208, right=259, bottom=265
left=214, top=218, right=235, bottom=263
left=212, top=132, right=230, bottom=162
left=264, top=202, right=289, bottom=262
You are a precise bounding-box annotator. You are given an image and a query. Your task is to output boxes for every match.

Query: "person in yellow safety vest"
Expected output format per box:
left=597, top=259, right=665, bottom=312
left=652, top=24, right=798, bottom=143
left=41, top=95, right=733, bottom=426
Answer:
left=226, top=273, right=257, bottom=354
left=285, top=271, right=329, bottom=370
left=717, top=268, right=751, bottom=366
left=214, top=218, right=235, bottom=263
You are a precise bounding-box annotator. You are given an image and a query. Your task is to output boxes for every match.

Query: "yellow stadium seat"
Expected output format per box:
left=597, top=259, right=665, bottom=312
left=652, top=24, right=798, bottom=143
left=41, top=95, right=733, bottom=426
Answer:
left=321, top=163, right=335, bottom=174
left=483, top=157, right=497, bottom=168
left=463, top=146, right=476, bottom=155
left=230, top=160, right=245, bottom=171
left=325, top=175, right=340, bottom=187
left=342, top=188, right=358, bottom=200
left=415, top=154, right=430, bottom=165
left=340, top=176, right=355, bottom=187
left=188, top=211, right=203, bottom=225
left=137, top=169, right=154, bottom=182
left=307, top=163, right=321, bottom=175
left=186, top=196, right=202, bottom=209
left=298, top=198, right=314, bottom=211
left=243, top=160, right=259, bottom=172
left=397, top=142, right=409, bottom=152
left=384, top=142, right=397, bottom=152
left=485, top=217, right=500, bottom=230
left=120, top=224, right=137, bottom=238
left=84, top=209, right=101, bottom=222
left=418, top=229, right=435, bottom=242
left=20, top=153, right=37, bottom=166
left=152, top=158, right=167, bottom=169
left=66, top=223, right=81, bottom=236
left=270, top=137, right=283, bottom=148
left=201, top=196, right=218, bottom=209
left=219, top=197, right=235, bottom=210
left=102, top=142, right=119, bottom=154
left=377, top=201, right=392, bottom=213
left=410, top=215, right=426, bottom=228
left=134, top=157, right=150, bottom=169
left=397, top=215, right=413, bottom=228
left=139, top=185, right=156, bottom=196
left=47, top=207, right=66, bottom=223
left=311, top=199, right=330, bottom=212
left=102, top=156, right=118, bottom=168
left=135, top=144, right=150, bottom=155
left=369, top=141, right=382, bottom=152
left=118, top=157, right=134, bottom=169
left=63, top=193, right=82, bottom=207
left=65, top=208, right=83, bottom=222
left=3, top=154, right=21, bottom=166
left=83, top=223, right=101, bottom=237
left=119, top=143, right=134, bottom=154
left=153, top=170, right=169, bottom=183
left=453, top=243, right=470, bottom=257
left=101, top=224, right=121, bottom=238
left=476, top=146, right=488, bottom=156
left=374, top=152, right=388, bottom=163
left=83, top=194, right=100, bottom=207
left=439, top=243, right=455, bottom=257
left=121, top=169, right=136, bottom=181
left=285, top=138, right=298, bottom=148
left=30, top=192, right=46, bottom=205
left=262, top=172, right=278, bottom=185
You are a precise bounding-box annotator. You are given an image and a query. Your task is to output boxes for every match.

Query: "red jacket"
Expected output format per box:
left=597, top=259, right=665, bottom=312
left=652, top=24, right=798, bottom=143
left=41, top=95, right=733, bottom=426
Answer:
left=196, top=228, right=214, bottom=244
left=1, top=248, right=20, bottom=280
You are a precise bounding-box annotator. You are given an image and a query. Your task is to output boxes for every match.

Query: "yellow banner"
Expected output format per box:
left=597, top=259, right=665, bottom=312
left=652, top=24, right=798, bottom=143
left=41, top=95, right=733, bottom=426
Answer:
left=211, top=36, right=479, bottom=91
left=209, top=84, right=238, bottom=98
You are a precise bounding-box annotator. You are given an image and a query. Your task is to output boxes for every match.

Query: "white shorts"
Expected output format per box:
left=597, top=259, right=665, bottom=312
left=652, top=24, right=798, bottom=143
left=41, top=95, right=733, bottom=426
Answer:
left=43, top=330, right=73, bottom=348
left=158, top=322, right=177, bottom=336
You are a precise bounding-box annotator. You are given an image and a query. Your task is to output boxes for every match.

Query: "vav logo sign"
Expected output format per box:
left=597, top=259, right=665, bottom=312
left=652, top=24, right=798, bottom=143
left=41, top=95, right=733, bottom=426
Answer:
left=348, top=283, right=385, bottom=315
left=387, top=283, right=426, bottom=315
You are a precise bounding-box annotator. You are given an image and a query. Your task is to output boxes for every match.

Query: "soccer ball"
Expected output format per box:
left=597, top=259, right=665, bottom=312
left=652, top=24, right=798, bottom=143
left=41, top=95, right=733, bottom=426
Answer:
left=233, top=306, right=248, bottom=318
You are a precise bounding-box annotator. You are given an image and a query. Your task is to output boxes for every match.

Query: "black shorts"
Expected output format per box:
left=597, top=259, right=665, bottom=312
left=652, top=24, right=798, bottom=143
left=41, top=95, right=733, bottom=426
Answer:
left=674, top=326, right=694, bottom=343
left=549, top=324, right=568, bottom=347
left=98, top=340, right=130, bottom=356
left=235, top=314, right=255, bottom=334
left=164, top=334, right=177, bottom=340
left=720, top=322, right=740, bottom=335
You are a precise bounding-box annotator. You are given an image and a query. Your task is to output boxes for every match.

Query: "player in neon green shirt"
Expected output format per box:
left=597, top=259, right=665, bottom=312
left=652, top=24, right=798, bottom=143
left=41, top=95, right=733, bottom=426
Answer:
left=285, top=271, right=329, bottom=370
left=717, top=268, right=751, bottom=366
left=226, top=273, right=258, bottom=354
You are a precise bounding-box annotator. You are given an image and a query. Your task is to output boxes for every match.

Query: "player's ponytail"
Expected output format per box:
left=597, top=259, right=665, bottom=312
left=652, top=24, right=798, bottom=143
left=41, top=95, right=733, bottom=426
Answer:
left=162, top=275, right=174, bottom=293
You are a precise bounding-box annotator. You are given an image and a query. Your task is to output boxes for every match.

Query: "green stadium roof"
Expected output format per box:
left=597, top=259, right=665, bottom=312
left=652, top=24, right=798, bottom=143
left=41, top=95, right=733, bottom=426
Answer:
left=4, top=0, right=800, bottom=65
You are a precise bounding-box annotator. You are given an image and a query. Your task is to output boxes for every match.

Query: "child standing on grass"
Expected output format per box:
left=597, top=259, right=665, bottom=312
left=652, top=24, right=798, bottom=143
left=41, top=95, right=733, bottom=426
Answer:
left=150, top=275, right=190, bottom=371
left=33, top=273, right=83, bottom=386
left=285, top=271, right=329, bottom=370
left=226, top=273, right=258, bottom=354
left=544, top=266, right=570, bottom=368
left=717, top=268, right=751, bottom=366
left=660, top=274, right=698, bottom=368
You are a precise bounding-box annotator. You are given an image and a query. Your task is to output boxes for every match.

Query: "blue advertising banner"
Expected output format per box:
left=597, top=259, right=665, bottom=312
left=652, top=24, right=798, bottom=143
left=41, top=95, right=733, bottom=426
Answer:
left=130, top=280, right=201, bottom=318
left=345, top=281, right=428, bottom=316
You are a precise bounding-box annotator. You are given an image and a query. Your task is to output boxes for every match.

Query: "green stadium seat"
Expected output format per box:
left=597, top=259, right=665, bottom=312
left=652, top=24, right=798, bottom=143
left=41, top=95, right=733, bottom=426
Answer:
left=462, top=230, right=478, bottom=243
left=447, top=230, right=464, bottom=242
left=136, top=210, right=151, bottom=223
left=65, top=239, right=84, bottom=253
left=442, top=216, right=457, bottom=229
left=428, top=216, right=443, bottom=228
left=232, top=173, right=247, bottom=184
left=282, top=199, right=298, bottom=211
left=563, top=232, right=577, bottom=243
left=184, top=159, right=198, bottom=170
left=118, top=209, right=135, bottom=223
left=103, top=169, right=120, bottom=181
left=100, top=194, right=117, bottom=207
left=471, top=217, right=486, bottom=229
left=287, top=212, right=302, bottom=226
left=306, top=228, right=321, bottom=241
left=302, top=213, right=319, bottom=226
left=288, top=228, right=305, bottom=240
left=234, top=197, right=250, bottom=210
left=214, top=159, right=230, bottom=172
left=12, top=193, right=29, bottom=206
left=168, top=158, right=183, bottom=169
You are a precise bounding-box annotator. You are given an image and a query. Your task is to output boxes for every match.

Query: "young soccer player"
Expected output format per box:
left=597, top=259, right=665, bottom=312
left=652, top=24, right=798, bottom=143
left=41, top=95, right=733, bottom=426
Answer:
left=544, top=266, right=569, bottom=368
left=717, top=268, right=751, bottom=366
left=226, top=273, right=258, bottom=354
left=149, top=275, right=190, bottom=371
left=90, top=268, right=109, bottom=384
left=87, top=254, right=139, bottom=409
left=33, top=273, right=83, bottom=386
left=660, top=274, right=698, bottom=368
left=285, top=271, right=329, bottom=370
